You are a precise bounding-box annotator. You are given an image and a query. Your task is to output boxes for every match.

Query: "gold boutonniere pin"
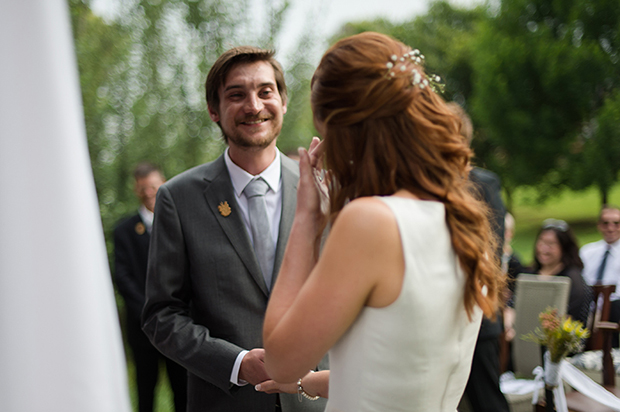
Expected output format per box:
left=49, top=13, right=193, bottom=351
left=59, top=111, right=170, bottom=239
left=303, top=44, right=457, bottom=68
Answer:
left=135, top=222, right=146, bottom=235
left=218, top=201, right=231, bottom=217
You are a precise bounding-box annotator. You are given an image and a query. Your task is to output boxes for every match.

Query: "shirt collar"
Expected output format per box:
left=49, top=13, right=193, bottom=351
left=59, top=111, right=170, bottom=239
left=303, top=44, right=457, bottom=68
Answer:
left=607, top=238, right=620, bottom=252
left=138, top=204, right=154, bottom=226
left=224, top=147, right=281, bottom=197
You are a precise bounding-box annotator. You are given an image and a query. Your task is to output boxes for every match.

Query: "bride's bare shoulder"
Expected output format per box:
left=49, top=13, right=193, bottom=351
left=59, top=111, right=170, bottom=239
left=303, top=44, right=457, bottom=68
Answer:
left=334, top=197, right=397, bottom=234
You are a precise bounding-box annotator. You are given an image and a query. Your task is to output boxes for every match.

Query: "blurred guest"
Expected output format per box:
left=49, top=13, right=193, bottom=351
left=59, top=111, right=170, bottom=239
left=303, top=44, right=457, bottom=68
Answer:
left=447, top=102, right=510, bottom=412
left=114, top=162, right=187, bottom=412
left=580, top=205, right=620, bottom=346
left=503, top=212, right=525, bottom=300
left=502, top=212, right=525, bottom=346
left=529, top=219, right=592, bottom=326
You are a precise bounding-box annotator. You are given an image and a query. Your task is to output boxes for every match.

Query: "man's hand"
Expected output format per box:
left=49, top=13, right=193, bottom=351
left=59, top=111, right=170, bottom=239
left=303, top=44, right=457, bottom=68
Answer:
left=239, top=348, right=270, bottom=386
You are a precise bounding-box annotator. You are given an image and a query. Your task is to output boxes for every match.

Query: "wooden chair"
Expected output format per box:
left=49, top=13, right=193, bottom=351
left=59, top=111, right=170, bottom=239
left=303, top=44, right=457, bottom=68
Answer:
left=567, top=284, right=617, bottom=386
left=585, top=285, right=617, bottom=352
left=563, top=284, right=620, bottom=412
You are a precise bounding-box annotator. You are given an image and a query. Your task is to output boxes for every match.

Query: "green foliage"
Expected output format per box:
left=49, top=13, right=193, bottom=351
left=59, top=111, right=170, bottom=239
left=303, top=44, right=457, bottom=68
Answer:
left=470, top=0, right=620, bottom=203
left=571, top=91, right=620, bottom=203
left=73, top=0, right=620, bottom=271
left=278, top=7, right=323, bottom=154
left=328, top=0, right=620, bottom=210
left=71, top=0, right=319, bottom=265
left=328, top=2, right=498, bottom=172
left=331, top=1, right=488, bottom=106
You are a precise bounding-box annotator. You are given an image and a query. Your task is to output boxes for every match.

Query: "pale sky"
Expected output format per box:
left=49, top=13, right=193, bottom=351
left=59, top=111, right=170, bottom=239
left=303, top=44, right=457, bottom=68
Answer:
left=257, top=0, right=484, bottom=64
left=91, top=0, right=484, bottom=66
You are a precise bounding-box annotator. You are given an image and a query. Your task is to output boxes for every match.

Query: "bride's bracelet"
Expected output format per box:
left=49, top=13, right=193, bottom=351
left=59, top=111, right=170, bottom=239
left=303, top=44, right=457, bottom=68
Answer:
left=297, top=371, right=319, bottom=402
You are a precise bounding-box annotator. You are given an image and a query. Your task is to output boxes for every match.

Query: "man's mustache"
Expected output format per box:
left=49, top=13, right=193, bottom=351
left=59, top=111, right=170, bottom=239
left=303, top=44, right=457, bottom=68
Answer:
left=238, top=114, right=274, bottom=124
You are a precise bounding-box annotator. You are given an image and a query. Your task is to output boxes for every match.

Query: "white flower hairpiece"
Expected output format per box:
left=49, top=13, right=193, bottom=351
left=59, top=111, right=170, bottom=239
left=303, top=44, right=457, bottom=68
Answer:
left=385, top=49, right=444, bottom=93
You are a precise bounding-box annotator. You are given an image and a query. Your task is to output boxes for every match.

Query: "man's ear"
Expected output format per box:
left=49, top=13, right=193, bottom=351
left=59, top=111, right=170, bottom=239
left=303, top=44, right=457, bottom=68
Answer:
left=208, top=105, right=220, bottom=123
left=282, top=103, right=287, bottom=115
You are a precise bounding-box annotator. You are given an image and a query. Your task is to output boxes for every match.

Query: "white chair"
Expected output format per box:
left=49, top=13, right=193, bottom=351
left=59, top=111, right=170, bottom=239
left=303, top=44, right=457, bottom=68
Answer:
left=499, top=274, right=570, bottom=412
left=512, top=274, right=571, bottom=379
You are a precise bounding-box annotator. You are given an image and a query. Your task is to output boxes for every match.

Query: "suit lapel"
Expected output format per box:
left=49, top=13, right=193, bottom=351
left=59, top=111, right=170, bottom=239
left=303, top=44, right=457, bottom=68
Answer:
left=202, top=156, right=269, bottom=296
left=271, top=155, right=299, bottom=289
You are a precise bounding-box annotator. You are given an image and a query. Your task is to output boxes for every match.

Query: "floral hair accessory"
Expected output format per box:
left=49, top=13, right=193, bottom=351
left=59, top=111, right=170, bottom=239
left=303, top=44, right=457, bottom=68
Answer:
left=385, top=49, right=444, bottom=93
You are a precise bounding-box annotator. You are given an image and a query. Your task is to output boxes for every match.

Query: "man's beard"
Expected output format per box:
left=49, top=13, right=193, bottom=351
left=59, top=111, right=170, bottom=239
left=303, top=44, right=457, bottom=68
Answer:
left=224, top=114, right=281, bottom=149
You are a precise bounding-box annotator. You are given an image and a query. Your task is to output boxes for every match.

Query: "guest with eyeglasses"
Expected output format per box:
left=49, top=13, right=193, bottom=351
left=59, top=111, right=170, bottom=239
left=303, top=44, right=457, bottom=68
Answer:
left=529, top=219, right=592, bottom=326
left=580, top=205, right=620, bottom=346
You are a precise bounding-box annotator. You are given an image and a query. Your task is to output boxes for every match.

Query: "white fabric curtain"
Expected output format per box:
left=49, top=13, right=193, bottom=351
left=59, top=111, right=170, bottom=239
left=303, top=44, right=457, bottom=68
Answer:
left=0, top=1, right=131, bottom=411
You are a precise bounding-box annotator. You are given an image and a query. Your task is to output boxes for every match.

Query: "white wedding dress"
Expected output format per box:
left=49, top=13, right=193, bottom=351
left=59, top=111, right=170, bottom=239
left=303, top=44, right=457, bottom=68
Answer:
left=325, top=197, right=483, bottom=412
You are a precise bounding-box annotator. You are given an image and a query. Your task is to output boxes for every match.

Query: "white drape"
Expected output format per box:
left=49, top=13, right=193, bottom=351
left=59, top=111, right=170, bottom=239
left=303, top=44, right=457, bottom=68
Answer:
left=0, top=1, right=131, bottom=411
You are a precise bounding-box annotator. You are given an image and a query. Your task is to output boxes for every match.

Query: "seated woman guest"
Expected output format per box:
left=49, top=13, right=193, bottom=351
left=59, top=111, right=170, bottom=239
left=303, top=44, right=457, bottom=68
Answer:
left=260, top=32, right=505, bottom=411
left=529, top=219, right=592, bottom=325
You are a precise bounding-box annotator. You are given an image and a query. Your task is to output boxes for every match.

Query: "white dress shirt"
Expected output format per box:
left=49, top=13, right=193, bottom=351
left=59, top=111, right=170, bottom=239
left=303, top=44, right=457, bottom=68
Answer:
left=580, top=238, right=620, bottom=301
left=137, top=205, right=154, bottom=233
left=224, top=147, right=283, bottom=386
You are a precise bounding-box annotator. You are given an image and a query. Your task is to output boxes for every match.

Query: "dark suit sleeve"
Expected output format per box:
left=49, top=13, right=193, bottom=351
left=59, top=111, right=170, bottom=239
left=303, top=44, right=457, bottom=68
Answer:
left=565, top=266, right=593, bottom=326
left=469, top=168, right=505, bottom=253
left=469, top=168, right=506, bottom=340
left=141, top=185, right=244, bottom=393
left=114, top=221, right=146, bottom=318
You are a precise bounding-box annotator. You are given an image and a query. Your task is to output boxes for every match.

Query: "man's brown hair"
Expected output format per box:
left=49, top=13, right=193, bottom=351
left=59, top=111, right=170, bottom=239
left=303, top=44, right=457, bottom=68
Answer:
left=205, top=46, right=287, bottom=115
left=133, top=162, right=163, bottom=180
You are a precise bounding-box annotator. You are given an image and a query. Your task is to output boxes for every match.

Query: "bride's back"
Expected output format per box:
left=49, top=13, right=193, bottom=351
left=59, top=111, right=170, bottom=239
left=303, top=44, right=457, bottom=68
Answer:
left=326, top=197, right=482, bottom=412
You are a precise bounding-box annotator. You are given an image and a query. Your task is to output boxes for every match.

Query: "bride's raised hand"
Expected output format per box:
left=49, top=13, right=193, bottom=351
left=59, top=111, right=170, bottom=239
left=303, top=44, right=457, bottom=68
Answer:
left=306, top=137, right=329, bottom=217
left=296, top=139, right=328, bottom=230
left=307, top=136, right=323, bottom=169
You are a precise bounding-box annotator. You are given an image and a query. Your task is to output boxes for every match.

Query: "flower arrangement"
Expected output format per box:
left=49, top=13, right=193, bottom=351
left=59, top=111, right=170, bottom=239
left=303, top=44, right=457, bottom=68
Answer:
left=522, top=307, right=590, bottom=363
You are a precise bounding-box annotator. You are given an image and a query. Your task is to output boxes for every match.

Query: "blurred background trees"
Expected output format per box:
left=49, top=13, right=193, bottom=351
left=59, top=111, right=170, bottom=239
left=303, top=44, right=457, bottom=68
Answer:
left=70, top=0, right=620, bottom=261
left=69, top=0, right=620, bottom=409
left=470, top=0, right=620, bottom=209
left=70, top=0, right=319, bottom=262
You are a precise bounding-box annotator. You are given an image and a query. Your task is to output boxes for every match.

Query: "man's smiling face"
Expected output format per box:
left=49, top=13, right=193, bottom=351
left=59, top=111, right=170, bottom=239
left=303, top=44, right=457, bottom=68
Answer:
left=209, top=60, right=287, bottom=150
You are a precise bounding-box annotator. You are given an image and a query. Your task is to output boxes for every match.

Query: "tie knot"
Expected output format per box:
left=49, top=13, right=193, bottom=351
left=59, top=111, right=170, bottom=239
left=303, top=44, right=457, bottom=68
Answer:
left=244, top=178, right=269, bottom=198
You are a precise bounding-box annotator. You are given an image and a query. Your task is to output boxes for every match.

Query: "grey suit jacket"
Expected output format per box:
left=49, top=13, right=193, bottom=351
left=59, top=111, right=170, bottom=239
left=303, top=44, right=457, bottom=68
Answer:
left=142, top=154, right=327, bottom=412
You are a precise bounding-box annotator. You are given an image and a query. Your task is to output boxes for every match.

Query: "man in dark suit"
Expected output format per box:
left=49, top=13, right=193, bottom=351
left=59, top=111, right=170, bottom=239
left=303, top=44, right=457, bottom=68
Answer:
left=466, top=167, right=509, bottom=412
left=448, top=103, right=510, bottom=412
left=114, top=162, right=187, bottom=412
left=142, top=47, right=327, bottom=412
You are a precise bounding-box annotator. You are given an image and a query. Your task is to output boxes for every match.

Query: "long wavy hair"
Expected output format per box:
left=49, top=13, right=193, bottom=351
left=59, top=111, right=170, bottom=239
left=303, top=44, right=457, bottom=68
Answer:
left=311, top=32, right=502, bottom=319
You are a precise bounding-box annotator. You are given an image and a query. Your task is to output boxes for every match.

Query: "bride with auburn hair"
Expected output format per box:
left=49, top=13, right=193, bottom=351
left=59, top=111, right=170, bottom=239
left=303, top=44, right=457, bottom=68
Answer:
left=260, top=32, right=504, bottom=411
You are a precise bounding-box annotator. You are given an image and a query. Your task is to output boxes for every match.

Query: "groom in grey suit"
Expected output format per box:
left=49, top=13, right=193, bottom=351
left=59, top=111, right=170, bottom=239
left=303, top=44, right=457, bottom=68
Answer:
left=142, top=47, right=327, bottom=412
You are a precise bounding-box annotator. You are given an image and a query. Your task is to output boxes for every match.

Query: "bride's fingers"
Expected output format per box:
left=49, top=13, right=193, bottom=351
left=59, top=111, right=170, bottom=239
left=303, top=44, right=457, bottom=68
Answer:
left=308, top=136, right=321, bottom=153
left=297, top=147, right=314, bottom=184
left=308, top=138, right=324, bottom=169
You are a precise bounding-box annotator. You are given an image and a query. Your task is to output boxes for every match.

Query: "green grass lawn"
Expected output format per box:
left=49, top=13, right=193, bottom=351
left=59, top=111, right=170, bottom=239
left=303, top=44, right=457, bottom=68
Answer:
left=124, top=350, right=175, bottom=412
left=509, top=184, right=620, bottom=266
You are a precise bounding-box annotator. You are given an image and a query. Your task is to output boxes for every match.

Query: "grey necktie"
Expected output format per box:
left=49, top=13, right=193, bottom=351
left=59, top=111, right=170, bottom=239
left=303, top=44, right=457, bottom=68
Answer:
left=244, top=178, right=275, bottom=289
left=596, top=247, right=611, bottom=283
